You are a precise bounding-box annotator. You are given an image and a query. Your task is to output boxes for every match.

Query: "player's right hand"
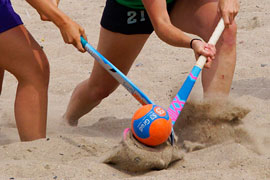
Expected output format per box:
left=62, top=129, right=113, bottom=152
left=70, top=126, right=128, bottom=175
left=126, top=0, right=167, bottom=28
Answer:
left=218, top=0, right=239, bottom=27
left=58, top=18, right=87, bottom=53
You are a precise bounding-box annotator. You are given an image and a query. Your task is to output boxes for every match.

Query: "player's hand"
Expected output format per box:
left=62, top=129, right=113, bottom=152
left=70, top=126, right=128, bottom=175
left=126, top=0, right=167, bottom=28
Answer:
left=218, top=0, right=239, bottom=27
left=191, top=39, right=216, bottom=69
left=58, top=18, right=87, bottom=53
left=39, top=0, right=60, bottom=21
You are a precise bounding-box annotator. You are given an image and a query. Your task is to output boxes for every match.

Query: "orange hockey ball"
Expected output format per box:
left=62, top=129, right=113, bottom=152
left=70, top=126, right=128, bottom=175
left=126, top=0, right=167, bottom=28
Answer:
left=131, top=104, right=172, bottom=146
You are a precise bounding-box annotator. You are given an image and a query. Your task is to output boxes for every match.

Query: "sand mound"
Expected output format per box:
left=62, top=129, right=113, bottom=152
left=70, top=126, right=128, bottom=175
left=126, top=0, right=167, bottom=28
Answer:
left=102, top=100, right=251, bottom=173
left=174, top=100, right=251, bottom=150
left=103, top=129, right=182, bottom=173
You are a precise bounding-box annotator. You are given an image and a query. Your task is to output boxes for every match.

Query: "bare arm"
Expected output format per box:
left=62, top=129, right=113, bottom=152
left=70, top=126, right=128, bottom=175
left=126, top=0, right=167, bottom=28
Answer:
left=142, top=0, right=216, bottom=68
left=142, top=0, right=191, bottom=48
left=26, top=0, right=87, bottom=52
left=38, top=0, right=60, bottom=21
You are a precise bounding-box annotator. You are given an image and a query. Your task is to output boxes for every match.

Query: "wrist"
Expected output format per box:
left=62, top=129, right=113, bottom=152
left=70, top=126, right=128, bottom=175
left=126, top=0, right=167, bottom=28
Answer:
left=54, top=14, right=71, bottom=28
left=190, top=38, right=202, bottom=49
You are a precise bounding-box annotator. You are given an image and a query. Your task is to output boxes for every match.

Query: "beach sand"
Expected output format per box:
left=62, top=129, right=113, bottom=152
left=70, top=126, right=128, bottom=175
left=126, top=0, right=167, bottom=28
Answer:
left=0, top=0, right=269, bottom=179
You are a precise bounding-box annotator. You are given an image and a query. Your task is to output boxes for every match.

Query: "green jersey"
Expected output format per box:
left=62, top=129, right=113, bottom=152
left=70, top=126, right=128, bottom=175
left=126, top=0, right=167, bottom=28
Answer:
left=116, top=0, right=174, bottom=10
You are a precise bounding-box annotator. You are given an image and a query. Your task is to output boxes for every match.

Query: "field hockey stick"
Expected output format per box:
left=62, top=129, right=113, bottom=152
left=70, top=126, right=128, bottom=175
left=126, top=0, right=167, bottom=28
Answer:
left=167, top=19, right=225, bottom=143
left=81, top=37, right=154, bottom=105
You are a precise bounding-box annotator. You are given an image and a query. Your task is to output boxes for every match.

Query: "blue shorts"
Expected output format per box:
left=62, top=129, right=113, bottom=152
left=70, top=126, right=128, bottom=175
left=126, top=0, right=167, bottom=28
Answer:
left=0, top=0, right=23, bottom=33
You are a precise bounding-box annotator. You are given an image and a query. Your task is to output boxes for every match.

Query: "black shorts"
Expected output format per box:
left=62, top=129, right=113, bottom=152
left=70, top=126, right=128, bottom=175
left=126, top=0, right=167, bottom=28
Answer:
left=100, top=0, right=175, bottom=35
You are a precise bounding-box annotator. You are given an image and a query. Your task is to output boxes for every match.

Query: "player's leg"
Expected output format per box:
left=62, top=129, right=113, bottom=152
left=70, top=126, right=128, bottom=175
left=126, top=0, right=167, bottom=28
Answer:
left=0, top=25, right=50, bottom=141
left=64, top=0, right=155, bottom=126
left=170, top=0, right=237, bottom=100
left=0, top=68, right=4, bottom=95
left=64, top=28, right=150, bottom=126
left=64, top=27, right=150, bottom=126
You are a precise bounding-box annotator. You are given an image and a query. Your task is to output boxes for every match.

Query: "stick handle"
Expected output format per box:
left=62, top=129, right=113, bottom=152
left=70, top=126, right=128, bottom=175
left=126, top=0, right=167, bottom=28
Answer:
left=196, top=19, right=225, bottom=69
left=167, top=19, right=225, bottom=127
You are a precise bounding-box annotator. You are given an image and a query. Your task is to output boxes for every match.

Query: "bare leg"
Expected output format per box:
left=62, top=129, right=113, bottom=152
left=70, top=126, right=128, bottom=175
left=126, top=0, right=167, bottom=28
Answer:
left=170, top=0, right=237, bottom=100
left=0, top=68, right=4, bottom=95
left=0, top=25, right=50, bottom=141
left=64, top=27, right=150, bottom=126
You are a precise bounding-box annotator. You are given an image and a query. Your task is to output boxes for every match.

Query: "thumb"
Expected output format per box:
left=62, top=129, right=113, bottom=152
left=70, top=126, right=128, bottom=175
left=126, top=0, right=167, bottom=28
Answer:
left=75, top=38, right=86, bottom=53
left=81, top=31, right=88, bottom=42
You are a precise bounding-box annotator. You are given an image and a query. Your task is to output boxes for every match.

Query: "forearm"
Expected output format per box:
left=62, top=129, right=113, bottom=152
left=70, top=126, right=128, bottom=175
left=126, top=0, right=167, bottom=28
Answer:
left=153, top=20, right=192, bottom=48
left=142, top=0, right=192, bottom=48
left=26, top=0, right=69, bottom=27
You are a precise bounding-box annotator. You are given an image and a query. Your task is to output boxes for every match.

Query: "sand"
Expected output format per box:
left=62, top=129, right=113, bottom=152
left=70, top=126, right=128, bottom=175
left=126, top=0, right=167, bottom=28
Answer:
left=0, top=0, right=269, bottom=179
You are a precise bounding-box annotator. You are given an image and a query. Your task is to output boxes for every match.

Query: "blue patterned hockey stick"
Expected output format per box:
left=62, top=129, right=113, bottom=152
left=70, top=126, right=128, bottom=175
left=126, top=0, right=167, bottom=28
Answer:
left=81, top=37, right=153, bottom=105
left=167, top=19, right=225, bottom=143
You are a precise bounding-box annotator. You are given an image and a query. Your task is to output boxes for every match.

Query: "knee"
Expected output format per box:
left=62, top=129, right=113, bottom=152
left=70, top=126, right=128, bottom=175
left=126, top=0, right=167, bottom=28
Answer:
left=221, top=22, right=237, bottom=46
left=73, top=78, right=118, bottom=103
left=32, top=51, right=50, bottom=89
left=200, top=21, right=237, bottom=47
left=17, top=51, right=50, bottom=89
left=82, top=76, right=119, bottom=101
left=41, top=53, right=50, bottom=83
left=91, top=86, right=114, bottom=101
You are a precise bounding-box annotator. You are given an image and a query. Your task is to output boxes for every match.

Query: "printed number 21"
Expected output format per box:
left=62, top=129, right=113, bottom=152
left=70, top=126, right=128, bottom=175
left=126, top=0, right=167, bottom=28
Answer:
left=127, top=11, right=145, bottom=24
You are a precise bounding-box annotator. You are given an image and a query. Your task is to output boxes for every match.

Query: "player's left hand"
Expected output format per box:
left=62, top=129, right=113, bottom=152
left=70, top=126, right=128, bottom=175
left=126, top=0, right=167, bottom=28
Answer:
left=191, top=40, right=216, bottom=69
left=218, top=0, right=239, bottom=27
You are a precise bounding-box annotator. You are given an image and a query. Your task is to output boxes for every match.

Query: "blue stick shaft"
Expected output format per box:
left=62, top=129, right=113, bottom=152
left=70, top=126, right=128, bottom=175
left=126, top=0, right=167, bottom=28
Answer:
left=81, top=37, right=153, bottom=105
left=167, top=19, right=225, bottom=126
